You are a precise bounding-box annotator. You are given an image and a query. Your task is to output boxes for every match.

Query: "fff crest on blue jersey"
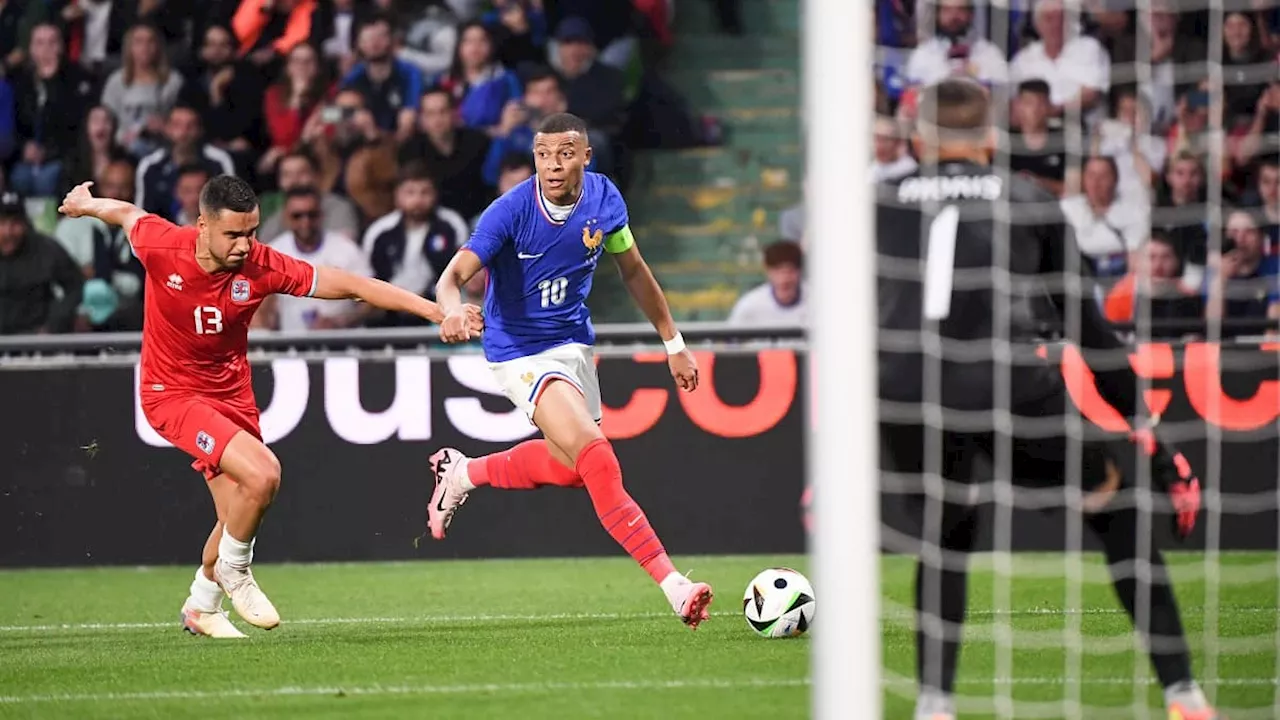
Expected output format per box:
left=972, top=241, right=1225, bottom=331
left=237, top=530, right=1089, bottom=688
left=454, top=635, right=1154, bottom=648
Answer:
left=582, top=218, right=603, bottom=255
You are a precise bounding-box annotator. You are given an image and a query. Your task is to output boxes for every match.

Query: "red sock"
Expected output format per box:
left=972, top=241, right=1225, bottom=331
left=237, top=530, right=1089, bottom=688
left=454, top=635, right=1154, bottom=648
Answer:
left=466, top=440, right=582, bottom=490
left=575, top=438, right=678, bottom=584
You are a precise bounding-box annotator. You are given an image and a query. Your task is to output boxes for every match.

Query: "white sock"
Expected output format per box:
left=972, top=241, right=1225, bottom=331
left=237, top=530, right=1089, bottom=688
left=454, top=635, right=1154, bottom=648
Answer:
left=188, top=567, right=223, bottom=612
left=1164, top=680, right=1206, bottom=708
left=458, top=458, right=476, bottom=491
left=659, top=571, right=688, bottom=595
left=218, top=530, right=254, bottom=569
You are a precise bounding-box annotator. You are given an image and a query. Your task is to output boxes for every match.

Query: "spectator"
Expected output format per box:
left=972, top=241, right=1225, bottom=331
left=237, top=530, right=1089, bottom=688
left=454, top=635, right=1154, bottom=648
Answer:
left=232, top=0, right=317, bottom=67
left=0, top=191, right=84, bottom=334
left=363, top=163, right=469, bottom=322
left=483, top=66, right=602, bottom=185
left=400, top=86, right=492, bottom=219
left=59, top=105, right=129, bottom=197
left=1010, top=80, right=1073, bottom=197
left=544, top=0, right=636, bottom=72
left=398, top=1, right=463, bottom=78
left=1204, top=209, right=1280, bottom=328
left=483, top=0, right=547, bottom=71
left=1061, top=156, right=1148, bottom=280
left=436, top=20, right=522, bottom=134
left=1102, top=233, right=1203, bottom=335
left=1009, top=0, right=1110, bottom=116
left=258, top=149, right=359, bottom=243
left=300, top=87, right=398, bottom=222
left=178, top=24, right=264, bottom=158
left=257, top=186, right=372, bottom=331
left=870, top=115, right=917, bottom=184
left=340, top=13, right=423, bottom=142
left=53, top=158, right=144, bottom=331
left=1164, top=81, right=1226, bottom=174
left=1153, top=150, right=1210, bottom=277
left=1092, top=86, right=1165, bottom=202
left=904, top=0, right=1008, bottom=90
left=10, top=22, right=96, bottom=198
left=472, top=151, right=532, bottom=229
left=135, top=105, right=235, bottom=220
left=553, top=17, right=627, bottom=134
left=61, top=0, right=113, bottom=74
left=0, top=0, right=49, bottom=73
left=173, top=164, right=211, bottom=226
left=727, top=240, right=807, bottom=326
left=1231, top=73, right=1280, bottom=170
left=100, top=23, right=184, bottom=157
left=1221, top=10, right=1274, bottom=122
left=260, top=42, right=333, bottom=177
left=1240, top=157, right=1280, bottom=247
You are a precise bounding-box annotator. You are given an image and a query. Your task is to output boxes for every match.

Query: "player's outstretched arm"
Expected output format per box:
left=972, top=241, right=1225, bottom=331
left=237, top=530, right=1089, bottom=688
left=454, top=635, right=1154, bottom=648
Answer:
left=435, top=249, right=484, bottom=343
left=58, top=182, right=148, bottom=237
left=611, top=244, right=699, bottom=392
left=312, top=266, right=482, bottom=331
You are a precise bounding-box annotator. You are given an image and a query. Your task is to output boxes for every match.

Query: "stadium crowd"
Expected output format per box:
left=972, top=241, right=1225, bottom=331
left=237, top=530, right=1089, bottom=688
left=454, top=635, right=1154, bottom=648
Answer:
left=0, top=0, right=736, bottom=335
left=761, top=0, right=1279, bottom=337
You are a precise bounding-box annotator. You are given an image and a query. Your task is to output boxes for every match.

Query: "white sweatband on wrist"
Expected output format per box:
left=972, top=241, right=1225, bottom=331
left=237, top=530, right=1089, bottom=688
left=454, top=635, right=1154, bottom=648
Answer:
left=663, top=332, right=686, bottom=354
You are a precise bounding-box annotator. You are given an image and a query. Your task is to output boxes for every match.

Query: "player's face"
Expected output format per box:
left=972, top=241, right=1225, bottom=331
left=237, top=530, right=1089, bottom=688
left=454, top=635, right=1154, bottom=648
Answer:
left=199, top=208, right=260, bottom=270
left=533, top=132, right=591, bottom=203
left=766, top=262, right=801, bottom=304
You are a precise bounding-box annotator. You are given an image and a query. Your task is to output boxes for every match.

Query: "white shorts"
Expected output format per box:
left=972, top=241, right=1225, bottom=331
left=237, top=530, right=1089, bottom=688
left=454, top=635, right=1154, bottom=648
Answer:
left=489, top=342, right=602, bottom=424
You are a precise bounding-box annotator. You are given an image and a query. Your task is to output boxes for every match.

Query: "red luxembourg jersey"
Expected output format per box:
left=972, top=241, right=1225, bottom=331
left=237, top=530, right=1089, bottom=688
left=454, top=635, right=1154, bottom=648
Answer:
left=132, top=215, right=317, bottom=398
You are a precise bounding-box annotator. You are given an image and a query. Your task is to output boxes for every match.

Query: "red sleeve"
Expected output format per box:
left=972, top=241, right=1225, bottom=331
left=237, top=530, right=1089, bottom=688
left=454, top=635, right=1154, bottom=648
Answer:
left=252, top=242, right=317, bottom=297
left=129, top=214, right=191, bottom=263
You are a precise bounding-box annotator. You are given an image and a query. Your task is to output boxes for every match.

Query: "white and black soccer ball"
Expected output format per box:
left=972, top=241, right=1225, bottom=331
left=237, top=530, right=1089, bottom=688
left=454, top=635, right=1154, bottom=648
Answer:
left=742, top=567, right=815, bottom=638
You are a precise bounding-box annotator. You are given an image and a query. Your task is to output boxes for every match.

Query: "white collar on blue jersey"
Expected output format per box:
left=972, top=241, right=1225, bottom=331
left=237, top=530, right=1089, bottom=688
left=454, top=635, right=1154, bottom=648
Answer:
left=535, top=175, right=584, bottom=225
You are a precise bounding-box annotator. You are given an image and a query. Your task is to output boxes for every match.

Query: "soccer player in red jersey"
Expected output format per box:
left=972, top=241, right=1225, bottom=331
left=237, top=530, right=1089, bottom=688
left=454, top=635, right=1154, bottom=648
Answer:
left=58, top=176, right=482, bottom=638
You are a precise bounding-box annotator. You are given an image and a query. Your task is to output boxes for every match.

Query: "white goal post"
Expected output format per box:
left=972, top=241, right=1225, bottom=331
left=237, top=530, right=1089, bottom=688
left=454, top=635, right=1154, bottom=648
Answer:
left=805, top=0, right=881, bottom=717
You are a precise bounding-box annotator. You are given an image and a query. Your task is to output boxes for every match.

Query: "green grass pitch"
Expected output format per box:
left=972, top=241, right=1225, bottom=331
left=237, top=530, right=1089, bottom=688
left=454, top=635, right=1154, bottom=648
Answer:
left=0, top=553, right=1276, bottom=719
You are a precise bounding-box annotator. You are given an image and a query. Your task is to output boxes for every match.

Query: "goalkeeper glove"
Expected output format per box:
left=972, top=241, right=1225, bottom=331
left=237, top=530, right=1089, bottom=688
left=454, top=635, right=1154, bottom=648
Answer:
left=1130, top=427, right=1201, bottom=540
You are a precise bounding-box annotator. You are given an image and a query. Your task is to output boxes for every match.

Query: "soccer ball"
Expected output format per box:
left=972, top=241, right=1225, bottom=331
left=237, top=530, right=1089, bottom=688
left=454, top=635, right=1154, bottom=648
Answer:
left=742, top=567, right=815, bottom=638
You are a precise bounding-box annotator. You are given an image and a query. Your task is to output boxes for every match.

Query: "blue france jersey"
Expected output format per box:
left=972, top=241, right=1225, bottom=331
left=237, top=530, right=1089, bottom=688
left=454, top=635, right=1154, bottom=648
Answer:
left=465, top=172, right=630, bottom=362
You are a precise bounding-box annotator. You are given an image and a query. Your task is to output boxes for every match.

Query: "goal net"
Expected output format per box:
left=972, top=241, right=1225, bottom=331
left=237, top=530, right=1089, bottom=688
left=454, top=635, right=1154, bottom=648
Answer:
left=854, top=0, right=1280, bottom=717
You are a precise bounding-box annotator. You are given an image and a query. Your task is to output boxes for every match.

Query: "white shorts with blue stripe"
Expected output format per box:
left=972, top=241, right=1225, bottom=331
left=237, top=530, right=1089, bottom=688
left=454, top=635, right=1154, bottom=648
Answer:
left=489, top=342, right=602, bottom=424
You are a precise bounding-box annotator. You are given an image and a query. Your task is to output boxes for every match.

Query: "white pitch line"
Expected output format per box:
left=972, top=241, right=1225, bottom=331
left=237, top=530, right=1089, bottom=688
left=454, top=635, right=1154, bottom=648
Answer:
left=3, top=675, right=1278, bottom=706
left=2, top=605, right=1277, bottom=634
left=0, top=610, right=730, bottom=633
left=0, top=678, right=810, bottom=705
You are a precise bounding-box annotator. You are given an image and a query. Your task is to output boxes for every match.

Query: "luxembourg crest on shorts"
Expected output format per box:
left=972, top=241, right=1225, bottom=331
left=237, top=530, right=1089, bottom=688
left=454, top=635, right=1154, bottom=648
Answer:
left=231, top=279, right=251, bottom=303
left=196, top=431, right=216, bottom=455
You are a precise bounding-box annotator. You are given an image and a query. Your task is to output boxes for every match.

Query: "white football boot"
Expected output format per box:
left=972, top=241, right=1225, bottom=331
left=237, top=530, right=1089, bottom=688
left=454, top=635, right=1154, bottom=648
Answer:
left=213, top=559, right=281, bottom=630
left=181, top=598, right=247, bottom=639
left=428, top=448, right=470, bottom=540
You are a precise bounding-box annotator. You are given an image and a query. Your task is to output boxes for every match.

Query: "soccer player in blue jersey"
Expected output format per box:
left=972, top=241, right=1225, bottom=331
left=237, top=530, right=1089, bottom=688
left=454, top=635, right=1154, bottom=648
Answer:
left=427, top=113, right=714, bottom=629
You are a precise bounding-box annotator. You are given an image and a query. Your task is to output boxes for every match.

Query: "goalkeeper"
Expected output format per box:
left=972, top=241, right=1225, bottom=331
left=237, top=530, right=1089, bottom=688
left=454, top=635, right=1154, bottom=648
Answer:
left=877, top=78, right=1215, bottom=720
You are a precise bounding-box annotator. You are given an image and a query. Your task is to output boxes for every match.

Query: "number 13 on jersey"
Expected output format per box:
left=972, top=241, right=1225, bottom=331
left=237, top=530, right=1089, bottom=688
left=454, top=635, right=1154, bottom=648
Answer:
left=194, top=306, right=224, bottom=335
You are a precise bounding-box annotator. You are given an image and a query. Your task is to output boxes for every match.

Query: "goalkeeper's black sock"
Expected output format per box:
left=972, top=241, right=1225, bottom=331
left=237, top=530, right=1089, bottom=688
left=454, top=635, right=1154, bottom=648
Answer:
left=916, top=502, right=979, bottom=695
left=1087, top=505, right=1194, bottom=688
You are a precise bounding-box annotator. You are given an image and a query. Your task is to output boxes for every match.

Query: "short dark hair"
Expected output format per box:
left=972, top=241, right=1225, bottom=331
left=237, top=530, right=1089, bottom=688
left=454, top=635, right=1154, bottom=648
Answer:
left=396, top=161, right=436, bottom=187
left=177, top=163, right=211, bottom=181
left=499, top=152, right=534, bottom=176
left=536, top=112, right=588, bottom=136
left=1084, top=155, right=1119, bottom=180
left=763, top=240, right=803, bottom=270
left=524, top=66, right=563, bottom=93
left=280, top=149, right=318, bottom=172
left=168, top=103, right=202, bottom=122
left=284, top=186, right=320, bottom=203
left=199, top=174, right=258, bottom=215
left=1016, top=79, right=1051, bottom=98
left=420, top=85, right=454, bottom=107
left=915, top=77, right=990, bottom=139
